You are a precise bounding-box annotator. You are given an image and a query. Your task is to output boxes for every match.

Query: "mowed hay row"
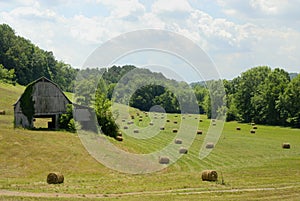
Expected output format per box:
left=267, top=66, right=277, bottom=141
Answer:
left=282, top=143, right=291, bottom=149
left=201, top=170, right=218, bottom=182
left=47, top=172, right=64, bottom=184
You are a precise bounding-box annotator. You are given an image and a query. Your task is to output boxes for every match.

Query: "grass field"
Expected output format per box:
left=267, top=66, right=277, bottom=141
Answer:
left=0, top=82, right=300, bottom=200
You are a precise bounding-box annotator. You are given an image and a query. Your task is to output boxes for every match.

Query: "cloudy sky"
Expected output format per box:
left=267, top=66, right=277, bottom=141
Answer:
left=1, top=0, right=299, bottom=81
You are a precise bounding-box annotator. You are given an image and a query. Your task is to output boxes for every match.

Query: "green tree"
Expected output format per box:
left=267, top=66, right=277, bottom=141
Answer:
left=279, top=74, right=300, bottom=128
left=235, top=66, right=271, bottom=122
left=94, top=79, right=119, bottom=138
left=252, top=68, right=290, bottom=125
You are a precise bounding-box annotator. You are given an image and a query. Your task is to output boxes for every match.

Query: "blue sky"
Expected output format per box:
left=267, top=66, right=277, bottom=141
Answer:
left=1, top=0, right=299, bottom=82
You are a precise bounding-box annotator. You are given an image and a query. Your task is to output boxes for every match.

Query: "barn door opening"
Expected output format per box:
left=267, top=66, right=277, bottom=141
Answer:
left=33, top=115, right=57, bottom=130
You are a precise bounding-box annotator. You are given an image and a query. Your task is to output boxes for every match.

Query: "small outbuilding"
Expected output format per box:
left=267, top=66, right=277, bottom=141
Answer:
left=14, top=77, right=72, bottom=129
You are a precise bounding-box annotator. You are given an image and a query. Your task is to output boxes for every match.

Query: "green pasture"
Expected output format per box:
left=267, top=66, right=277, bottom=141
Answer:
left=0, top=82, right=300, bottom=200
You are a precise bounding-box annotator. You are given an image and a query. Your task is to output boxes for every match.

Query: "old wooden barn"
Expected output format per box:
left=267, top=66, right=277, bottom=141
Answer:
left=14, top=77, right=72, bottom=129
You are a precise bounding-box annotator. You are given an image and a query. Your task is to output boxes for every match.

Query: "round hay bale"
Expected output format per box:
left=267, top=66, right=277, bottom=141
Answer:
left=172, top=129, right=178, bottom=133
left=47, top=172, right=64, bottom=184
left=127, top=121, right=132, bottom=125
left=149, top=122, right=154, bottom=126
left=139, top=115, right=143, bottom=119
left=0, top=110, right=5, bottom=115
left=131, top=115, right=135, bottom=119
left=154, top=116, right=158, bottom=119
left=175, top=139, right=182, bottom=144
left=121, top=119, right=126, bottom=122
left=161, top=116, right=164, bottom=119
left=139, top=118, right=143, bottom=122
left=197, top=130, right=203, bottom=135
left=116, top=136, right=123, bottom=141
left=201, top=170, right=218, bottom=181
left=251, top=122, right=255, bottom=126
left=174, top=121, right=178, bottom=124
left=136, top=112, right=140, bottom=116
left=166, top=119, right=170, bottom=122
left=236, top=127, right=241, bottom=130
left=159, top=156, right=169, bottom=164
left=117, top=131, right=122, bottom=136
left=205, top=142, right=214, bottom=149
left=199, top=119, right=203, bottom=122
left=250, top=129, right=255, bottom=134
left=160, top=127, right=164, bottom=130
left=179, top=147, right=188, bottom=154
left=212, top=123, right=216, bottom=126
left=282, top=143, right=290, bottom=149
left=253, top=126, right=258, bottom=129
left=212, top=119, right=216, bottom=122
left=133, top=129, right=139, bottom=133
left=174, top=115, right=178, bottom=117
left=123, top=126, right=128, bottom=129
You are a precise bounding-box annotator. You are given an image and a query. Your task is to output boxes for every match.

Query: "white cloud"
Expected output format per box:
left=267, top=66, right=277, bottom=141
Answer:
left=152, top=0, right=192, bottom=14
left=0, top=0, right=299, bottom=78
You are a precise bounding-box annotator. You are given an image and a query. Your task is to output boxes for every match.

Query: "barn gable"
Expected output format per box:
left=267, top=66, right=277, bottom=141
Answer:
left=14, top=77, right=72, bottom=129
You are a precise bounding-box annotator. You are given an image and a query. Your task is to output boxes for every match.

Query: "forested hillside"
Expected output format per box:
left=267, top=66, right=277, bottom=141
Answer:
left=0, top=24, right=77, bottom=91
left=1, top=23, right=299, bottom=130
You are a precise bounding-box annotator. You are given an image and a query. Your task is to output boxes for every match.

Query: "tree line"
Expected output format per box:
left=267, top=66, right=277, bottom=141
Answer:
left=0, top=24, right=77, bottom=91
left=1, top=23, right=299, bottom=137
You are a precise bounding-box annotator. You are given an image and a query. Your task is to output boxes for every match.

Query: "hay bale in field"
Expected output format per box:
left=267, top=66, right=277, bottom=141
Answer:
left=161, top=116, right=164, bottom=119
left=122, top=119, right=126, bottom=122
left=205, top=142, right=214, bottom=149
left=149, top=122, right=154, bottom=126
left=174, top=115, right=178, bottom=117
left=139, top=118, right=143, bottom=122
left=236, top=127, right=241, bottom=130
left=131, top=115, right=135, bottom=119
left=201, top=170, right=218, bottom=181
left=197, top=130, right=203, bottom=135
left=166, top=119, right=170, bottom=122
left=282, top=143, right=290, bottom=149
left=172, top=129, right=178, bottom=133
left=133, top=129, right=139, bottom=133
left=199, top=119, right=203, bottom=122
left=47, top=172, right=64, bottom=184
left=212, top=119, right=216, bottom=122
left=250, top=129, right=255, bottom=134
left=253, top=126, right=258, bottom=129
left=174, top=121, right=178, bottom=124
left=251, top=122, right=255, bottom=126
left=159, top=156, right=169, bottom=164
left=117, top=131, right=122, bottom=136
left=179, top=147, right=188, bottom=154
left=0, top=110, right=5, bottom=115
left=160, top=127, right=164, bottom=130
left=123, top=126, right=128, bottom=129
left=212, top=123, right=216, bottom=126
left=116, top=136, right=123, bottom=141
left=175, top=139, right=182, bottom=144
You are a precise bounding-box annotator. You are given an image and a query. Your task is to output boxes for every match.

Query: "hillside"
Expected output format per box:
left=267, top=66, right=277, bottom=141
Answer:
left=1, top=82, right=300, bottom=200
